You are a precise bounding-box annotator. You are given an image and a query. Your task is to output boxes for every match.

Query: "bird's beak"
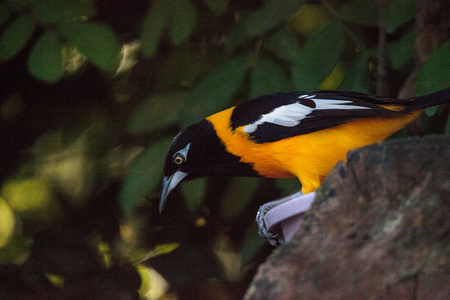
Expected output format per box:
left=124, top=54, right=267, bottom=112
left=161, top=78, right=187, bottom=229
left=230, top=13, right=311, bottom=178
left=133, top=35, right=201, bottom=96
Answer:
left=160, top=170, right=188, bottom=213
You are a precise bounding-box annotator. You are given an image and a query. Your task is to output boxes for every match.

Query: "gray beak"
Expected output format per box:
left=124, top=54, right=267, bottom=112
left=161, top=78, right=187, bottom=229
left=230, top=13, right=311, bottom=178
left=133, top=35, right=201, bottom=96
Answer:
left=160, top=170, right=188, bottom=213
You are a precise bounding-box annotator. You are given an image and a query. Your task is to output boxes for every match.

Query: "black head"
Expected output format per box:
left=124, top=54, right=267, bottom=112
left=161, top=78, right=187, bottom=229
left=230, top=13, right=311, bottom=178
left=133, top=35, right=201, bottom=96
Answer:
left=160, top=119, right=258, bottom=212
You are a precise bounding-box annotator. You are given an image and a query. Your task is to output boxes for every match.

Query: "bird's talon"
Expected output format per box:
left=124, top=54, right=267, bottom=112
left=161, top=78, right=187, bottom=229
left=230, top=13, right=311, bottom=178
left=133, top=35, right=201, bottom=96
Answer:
left=256, top=204, right=282, bottom=246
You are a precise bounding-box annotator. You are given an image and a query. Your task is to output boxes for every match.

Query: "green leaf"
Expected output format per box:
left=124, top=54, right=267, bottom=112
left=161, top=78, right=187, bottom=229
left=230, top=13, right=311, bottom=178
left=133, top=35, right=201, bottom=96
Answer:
left=340, top=0, right=379, bottom=27
left=128, top=92, right=186, bottom=133
left=5, top=0, right=38, bottom=11
left=203, top=0, right=226, bottom=13
left=140, top=0, right=170, bottom=58
left=264, top=27, right=300, bottom=61
left=180, top=178, right=206, bottom=213
left=424, top=106, right=438, bottom=117
left=292, top=19, right=345, bottom=91
left=120, top=138, right=172, bottom=213
left=169, top=0, right=197, bottom=45
left=416, top=40, right=450, bottom=96
left=58, top=23, right=121, bottom=73
left=226, top=18, right=250, bottom=53
left=245, top=0, right=306, bottom=37
left=220, top=177, right=259, bottom=220
left=250, top=58, right=291, bottom=98
left=28, top=30, right=63, bottom=83
left=0, top=235, right=31, bottom=264
left=387, top=28, right=415, bottom=70
left=385, top=0, right=414, bottom=34
left=240, top=222, right=267, bottom=265
left=152, top=48, right=212, bottom=86
left=31, top=0, right=96, bottom=24
left=0, top=15, right=35, bottom=62
left=339, top=52, right=369, bottom=93
left=274, top=178, right=301, bottom=197
left=0, top=3, right=12, bottom=27
left=179, top=56, right=248, bottom=127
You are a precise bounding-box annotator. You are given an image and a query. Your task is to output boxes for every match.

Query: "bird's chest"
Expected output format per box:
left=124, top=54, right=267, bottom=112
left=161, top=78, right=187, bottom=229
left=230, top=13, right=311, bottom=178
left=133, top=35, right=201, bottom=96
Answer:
left=235, top=134, right=341, bottom=179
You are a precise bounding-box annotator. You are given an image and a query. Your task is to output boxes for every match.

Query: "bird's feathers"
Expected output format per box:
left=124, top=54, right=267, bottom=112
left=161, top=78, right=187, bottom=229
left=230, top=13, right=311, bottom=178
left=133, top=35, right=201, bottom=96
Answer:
left=230, top=91, right=408, bottom=143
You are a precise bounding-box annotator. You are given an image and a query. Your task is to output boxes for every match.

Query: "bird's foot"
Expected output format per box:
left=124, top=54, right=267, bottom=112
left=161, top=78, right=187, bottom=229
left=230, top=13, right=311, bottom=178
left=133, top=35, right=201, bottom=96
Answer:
left=256, top=206, right=282, bottom=246
left=256, top=191, right=315, bottom=246
left=256, top=192, right=304, bottom=246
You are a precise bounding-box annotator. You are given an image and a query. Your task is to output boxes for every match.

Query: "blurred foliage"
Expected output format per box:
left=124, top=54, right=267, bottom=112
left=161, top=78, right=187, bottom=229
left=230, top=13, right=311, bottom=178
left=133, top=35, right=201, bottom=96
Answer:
left=0, top=0, right=449, bottom=299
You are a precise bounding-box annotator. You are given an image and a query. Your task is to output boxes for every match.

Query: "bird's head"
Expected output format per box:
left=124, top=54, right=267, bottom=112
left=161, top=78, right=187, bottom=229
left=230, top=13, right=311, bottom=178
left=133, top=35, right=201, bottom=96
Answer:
left=159, top=119, right=258, bottom=212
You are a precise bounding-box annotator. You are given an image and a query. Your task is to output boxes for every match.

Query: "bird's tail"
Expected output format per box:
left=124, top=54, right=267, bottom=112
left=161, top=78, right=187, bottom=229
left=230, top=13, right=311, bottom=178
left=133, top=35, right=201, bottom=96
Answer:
left=405, top=88, right=450, bottom=112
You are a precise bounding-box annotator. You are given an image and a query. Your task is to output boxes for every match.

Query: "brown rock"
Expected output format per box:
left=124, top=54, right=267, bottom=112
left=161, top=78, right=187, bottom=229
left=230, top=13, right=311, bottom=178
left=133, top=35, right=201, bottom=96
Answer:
left=245, top=135, right=450, bottom=300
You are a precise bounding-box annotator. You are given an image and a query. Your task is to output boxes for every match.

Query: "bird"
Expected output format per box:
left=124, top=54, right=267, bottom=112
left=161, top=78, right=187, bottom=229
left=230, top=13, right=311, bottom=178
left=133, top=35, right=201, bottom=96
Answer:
left=160, top=88, right=450, bottom=213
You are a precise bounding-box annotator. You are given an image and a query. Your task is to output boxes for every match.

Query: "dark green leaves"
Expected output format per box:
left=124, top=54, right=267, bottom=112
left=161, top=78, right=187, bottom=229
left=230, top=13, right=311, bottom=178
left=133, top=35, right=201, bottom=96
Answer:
left=31, top=0, right=96, bottom=24
left=170, top=0, right=197, bottom=45
left=240, top=223, right=267, bottom=265
left=4, top=0, right=38, bottom=10
left=0, top=3, right=12, bottom=27
left=388, top=29, right=415, bottom=70
left=274, top=178, right=301, bottom=197
left=339, top=0, right=379, bottom=27
left=250, top=58, right=291, bottom=98
left=28, top=30, right=63, bottom=83
left=128, top=92, right=186, bottom=134
left=292, top=20, right=345, bottom=90
left=0, top=15, right=35, bottom=62
left=339, top=53, right=369, bottom=93
left=340, top=0, right=414, bottom=32
left=0, top=0, right=117, bottom=81
left=424, top=106, right=438, bottom=117
left=203, top=0, right=227, bottom=13
left=385, top=0, right=414, bottom=33
left=220, top=177, right=259, bottom=220
left=416, top=40, right=450, bottom=96
left=179, top=56, right=248, bottom=126
left=245, top=0, right=306, bottom=37
left=120, top=139, right=172, bottom=214
left=141, top=0, right=197, bottom=58
left=140, top=0, right=171, bottom=58
left=226, top=19, right=250, bottom=53
left=264, top=27, right=300, bottom=62
left=180, top=178, right=206, bottom=213
left=227, top=0, right=305, bottom=53
left=58, top=23, right=121, bottom=73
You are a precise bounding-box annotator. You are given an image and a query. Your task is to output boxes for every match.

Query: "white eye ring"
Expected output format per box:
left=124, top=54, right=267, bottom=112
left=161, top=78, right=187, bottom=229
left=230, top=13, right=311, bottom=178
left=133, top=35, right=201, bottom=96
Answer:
left=172, top=143, right=191, bottom=166
left=173, top=154, right=185, bottom=165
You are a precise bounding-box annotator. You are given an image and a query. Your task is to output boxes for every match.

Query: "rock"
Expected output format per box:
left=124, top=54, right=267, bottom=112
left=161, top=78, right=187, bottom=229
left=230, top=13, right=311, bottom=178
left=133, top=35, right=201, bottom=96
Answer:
left=245, top=135, right=450, bottom=300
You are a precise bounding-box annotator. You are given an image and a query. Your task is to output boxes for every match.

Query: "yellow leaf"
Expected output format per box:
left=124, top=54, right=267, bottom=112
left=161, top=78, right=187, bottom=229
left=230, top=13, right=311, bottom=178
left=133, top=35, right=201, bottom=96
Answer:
left=45, top=273, right=65, bottom=289
left=319, top=63, right=345, bottom=90
left=0, top=197, right=15, bottom=248
left=289, top=4, right=331, bottom=37
left=136, top=265, right=169, bottom=300
left=2, top=178, right=52, bottom=212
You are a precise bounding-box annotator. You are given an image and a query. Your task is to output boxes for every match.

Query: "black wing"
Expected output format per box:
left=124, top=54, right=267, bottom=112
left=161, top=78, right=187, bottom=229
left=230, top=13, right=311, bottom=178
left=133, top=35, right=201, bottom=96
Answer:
left=230, top=91, right=409, bottom=143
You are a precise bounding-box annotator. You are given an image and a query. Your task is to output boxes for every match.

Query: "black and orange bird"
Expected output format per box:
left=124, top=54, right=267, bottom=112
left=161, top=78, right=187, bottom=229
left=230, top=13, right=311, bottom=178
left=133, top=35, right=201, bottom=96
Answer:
left=160, top=89, right=450, bottom=212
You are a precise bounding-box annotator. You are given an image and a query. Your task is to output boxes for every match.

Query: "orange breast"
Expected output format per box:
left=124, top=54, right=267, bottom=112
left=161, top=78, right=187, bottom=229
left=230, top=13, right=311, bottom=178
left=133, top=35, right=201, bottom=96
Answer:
left=207, top=107, right=421, bottom=194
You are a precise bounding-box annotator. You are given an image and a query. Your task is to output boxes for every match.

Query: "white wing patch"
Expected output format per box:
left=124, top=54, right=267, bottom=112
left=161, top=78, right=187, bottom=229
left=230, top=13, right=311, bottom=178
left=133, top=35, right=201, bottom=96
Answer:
left=243, top=95, right=370, bottom=134
left=313, top=99, right=370, bottom=110
left=243, top=103, right=311, bottom=133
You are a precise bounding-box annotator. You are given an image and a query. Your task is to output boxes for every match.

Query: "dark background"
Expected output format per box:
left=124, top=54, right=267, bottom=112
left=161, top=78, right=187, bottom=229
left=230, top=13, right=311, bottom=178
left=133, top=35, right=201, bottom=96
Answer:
left=0, top=0, right=449, bottom=299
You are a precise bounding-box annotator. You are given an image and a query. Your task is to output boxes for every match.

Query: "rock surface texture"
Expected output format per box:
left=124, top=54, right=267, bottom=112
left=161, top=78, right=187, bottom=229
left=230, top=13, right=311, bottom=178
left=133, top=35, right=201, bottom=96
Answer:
left=245, top=135, right=450, bottom=300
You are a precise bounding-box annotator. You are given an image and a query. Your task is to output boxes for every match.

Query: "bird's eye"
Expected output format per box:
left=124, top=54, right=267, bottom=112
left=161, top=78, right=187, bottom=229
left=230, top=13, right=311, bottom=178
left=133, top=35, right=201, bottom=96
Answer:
left=171, top=143, right=190, bottom=166
left=173, top=154, right=185, bottom=165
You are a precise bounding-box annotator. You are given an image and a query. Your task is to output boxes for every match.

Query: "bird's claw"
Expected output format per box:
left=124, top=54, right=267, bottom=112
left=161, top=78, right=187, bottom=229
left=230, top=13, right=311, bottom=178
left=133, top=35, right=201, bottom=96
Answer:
left=256, top=200, right=286, bottom=246
left=256, top=192, right=305, bottom=246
